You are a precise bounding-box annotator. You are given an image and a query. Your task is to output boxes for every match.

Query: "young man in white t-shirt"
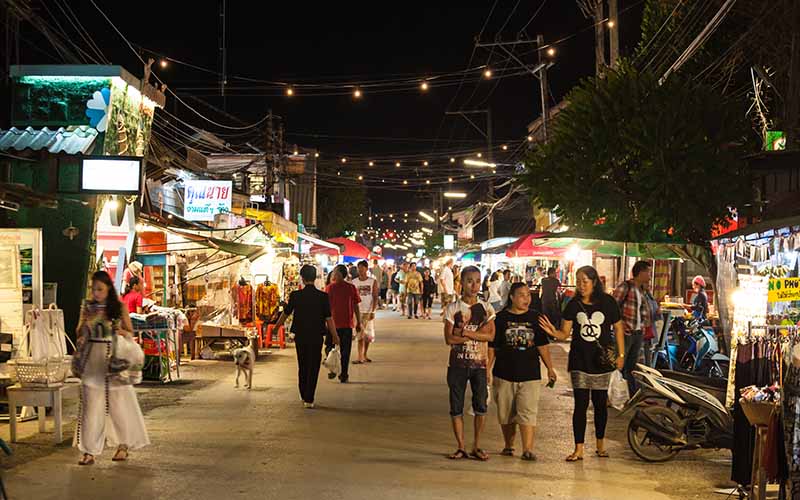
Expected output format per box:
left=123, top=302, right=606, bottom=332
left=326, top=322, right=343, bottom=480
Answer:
left=439, top=259, right=455, bottom=317
left=443, top=265, right=496, bottom=461
left=352, top=260, right=379, bottom=364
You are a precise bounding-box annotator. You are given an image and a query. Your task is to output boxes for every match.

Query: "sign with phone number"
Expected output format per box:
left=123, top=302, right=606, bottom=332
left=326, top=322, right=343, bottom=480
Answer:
left=768, top=277, right=800, bottom=303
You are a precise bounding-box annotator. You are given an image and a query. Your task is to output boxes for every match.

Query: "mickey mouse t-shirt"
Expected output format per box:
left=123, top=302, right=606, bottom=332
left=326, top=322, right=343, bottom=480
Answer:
left=444, top=299, right=496, bottom=369
left=562, top=293, right=621, bottom=374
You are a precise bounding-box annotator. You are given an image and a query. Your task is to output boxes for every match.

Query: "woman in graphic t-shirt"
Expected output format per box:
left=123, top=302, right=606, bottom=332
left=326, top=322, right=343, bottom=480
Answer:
left=539, top=265, right=625, bottom=462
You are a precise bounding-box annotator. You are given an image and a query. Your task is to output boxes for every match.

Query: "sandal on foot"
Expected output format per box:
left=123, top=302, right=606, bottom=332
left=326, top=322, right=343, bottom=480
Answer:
left=112, top=447, right=129, bottom=462
left=365, top=358, right=373, bottom=363
left=595, top=450, right=609, bottom=458
left=352, top=360, right=363, bottom=365
left=78, top=454, right=95, bottom=466
left=565, top=453, right=584, bottom=462
left=500, top=448, right=515, bottom=457
left=470, top=449, right=490, bottom=461
left=521, top=451, right=538, bottom=461
left=448, top=449, right=468, bottom=460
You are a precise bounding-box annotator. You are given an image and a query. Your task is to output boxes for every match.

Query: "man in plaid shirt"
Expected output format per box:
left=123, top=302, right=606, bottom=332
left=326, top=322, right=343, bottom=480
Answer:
left=612, top=261, right=653, bottom=396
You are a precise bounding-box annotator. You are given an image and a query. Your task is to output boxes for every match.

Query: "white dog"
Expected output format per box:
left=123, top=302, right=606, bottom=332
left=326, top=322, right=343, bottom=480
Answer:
left=233, top=345, right=255, bottom=389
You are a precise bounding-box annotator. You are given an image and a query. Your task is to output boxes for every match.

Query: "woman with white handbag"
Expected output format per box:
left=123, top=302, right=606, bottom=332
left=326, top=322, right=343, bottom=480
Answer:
left=73, top=271, right=149, bottom=466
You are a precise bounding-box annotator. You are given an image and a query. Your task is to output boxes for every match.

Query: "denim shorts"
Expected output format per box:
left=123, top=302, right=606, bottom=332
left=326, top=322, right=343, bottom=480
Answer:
left=447, top=366, right=488, bottom=417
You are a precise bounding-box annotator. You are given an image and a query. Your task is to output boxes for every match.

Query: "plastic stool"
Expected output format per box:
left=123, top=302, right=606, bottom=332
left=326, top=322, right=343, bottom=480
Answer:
left=265, top=324, right=286, bottom=349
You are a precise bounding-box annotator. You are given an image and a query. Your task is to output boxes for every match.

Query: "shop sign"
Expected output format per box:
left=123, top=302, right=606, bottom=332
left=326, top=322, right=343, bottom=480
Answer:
left=184, top=180, right=232, bottom=221
left=768, top=277, right=800, bottom=302
left=444, top=234, right=455, bottom=250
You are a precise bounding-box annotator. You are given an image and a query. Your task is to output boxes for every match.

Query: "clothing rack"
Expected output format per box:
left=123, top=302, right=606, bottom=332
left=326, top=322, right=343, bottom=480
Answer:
left=133, top=327, right=179, bottom=383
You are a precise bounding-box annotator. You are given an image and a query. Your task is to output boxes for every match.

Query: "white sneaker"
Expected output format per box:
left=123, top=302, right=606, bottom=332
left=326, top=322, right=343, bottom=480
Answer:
left=304, top=402, right=315, bottom=409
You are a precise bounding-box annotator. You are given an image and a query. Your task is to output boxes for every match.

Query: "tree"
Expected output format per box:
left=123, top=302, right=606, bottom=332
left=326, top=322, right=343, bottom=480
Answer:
left=517, top=63, right=752, bottom=253
left=316, top=185, right=367, bottom=239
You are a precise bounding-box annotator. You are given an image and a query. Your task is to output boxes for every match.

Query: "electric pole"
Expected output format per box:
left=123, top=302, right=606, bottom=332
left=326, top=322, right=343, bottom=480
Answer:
left=788, top=0, right=800, bottom=150
left=537, top=35, right=550, bottom=143
left=264, top=111, right=274, bottom=200
left=577, top=1, right=607, bottom=77
left=609, top=0, right=619, bottom=67
left=219, top=0, right=227, bottom=109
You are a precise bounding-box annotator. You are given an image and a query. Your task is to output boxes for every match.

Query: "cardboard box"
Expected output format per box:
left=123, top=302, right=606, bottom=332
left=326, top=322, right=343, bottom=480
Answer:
left=197, top=324, right=220, bottom=338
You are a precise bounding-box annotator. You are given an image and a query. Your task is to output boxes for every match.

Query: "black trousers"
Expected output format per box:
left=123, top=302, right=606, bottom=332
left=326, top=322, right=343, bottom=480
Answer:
left=572, top=389, right=609, bottom=444
left=296, top=340, right=323, bottom=403
left=325, top=328, right=353, bottom=379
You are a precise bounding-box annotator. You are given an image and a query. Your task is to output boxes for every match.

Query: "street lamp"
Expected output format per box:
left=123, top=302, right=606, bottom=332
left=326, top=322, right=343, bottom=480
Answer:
left=444, top=192, right=467, bottom=199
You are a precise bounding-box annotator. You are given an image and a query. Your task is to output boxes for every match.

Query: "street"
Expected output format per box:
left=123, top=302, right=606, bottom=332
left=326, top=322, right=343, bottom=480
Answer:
left=0, top=310, right=731, bottom=500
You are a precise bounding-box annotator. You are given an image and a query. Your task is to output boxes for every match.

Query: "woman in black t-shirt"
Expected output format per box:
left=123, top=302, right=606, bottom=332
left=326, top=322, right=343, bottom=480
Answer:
left=489, top=283, right=556, bottom=461
left=421, top=268, right=436, bottom=320
left=539, top=265, right=625, bottom=463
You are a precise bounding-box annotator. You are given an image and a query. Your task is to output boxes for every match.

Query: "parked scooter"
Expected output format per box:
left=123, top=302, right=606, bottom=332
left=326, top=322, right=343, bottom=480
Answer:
left=655, top=317, right=729, bottom=379
left=621, top=364, right=733, bottom=462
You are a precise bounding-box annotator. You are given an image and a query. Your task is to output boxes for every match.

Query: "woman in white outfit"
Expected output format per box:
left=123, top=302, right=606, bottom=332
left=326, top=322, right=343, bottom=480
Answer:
left=74, top=271, right=149, bottom=466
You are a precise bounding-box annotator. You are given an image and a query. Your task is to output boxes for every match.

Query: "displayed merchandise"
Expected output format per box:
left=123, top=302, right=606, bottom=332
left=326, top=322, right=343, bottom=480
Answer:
left=282, top=262, right=301, bottom=297
left=9, top=305, right=73, bottom=387
left=255, top=280, right=280, bottom=319
left=131, top=311, right=180, bottom=383
left=232, top=279, right=254, bottom=324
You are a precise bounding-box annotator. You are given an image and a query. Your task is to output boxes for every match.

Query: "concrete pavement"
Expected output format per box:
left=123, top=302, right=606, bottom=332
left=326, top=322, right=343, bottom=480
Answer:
left=0, top=309, right=734, bottom=499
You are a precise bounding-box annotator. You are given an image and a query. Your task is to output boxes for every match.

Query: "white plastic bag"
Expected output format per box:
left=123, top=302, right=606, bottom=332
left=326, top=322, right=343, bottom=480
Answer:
left=111, top=335, right=145, bottom=385
left=323, top=347, right=341, bottom=377
left=608, top=370, right=630, bottom=410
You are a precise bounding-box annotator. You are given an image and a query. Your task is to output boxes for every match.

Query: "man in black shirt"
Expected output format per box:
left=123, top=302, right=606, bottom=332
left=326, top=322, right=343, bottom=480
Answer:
left=275, top=265, right=340, bottom=408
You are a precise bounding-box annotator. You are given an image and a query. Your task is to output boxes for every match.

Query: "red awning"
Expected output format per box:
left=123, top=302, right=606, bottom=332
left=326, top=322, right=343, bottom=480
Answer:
left=311, top=237, right=371, bottom=259
left=506, top=233, right=567, bottom=259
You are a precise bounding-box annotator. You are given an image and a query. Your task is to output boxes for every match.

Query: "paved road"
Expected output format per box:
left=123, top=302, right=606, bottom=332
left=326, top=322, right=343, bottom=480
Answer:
left=1, top=310, right=733, bottom=499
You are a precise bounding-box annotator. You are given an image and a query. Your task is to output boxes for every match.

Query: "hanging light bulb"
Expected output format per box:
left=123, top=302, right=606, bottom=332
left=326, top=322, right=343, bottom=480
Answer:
left=286, top=87, right=294, bottom=96
left=369, top=161, right=374, bottom=167
left=502, top=145, right=508, bottom=151
left=403, top=180, right=408, bottom=185
left=547, top=47, right=556, bottom=57
left=396, top=161, right=401, bottom=167
left=423, top=160, right=429, bottom=166
left=426, top=180, right=430, bottom=184
left=159, top=59, right=169, bottom=68
left=420, top=81, right=429, bottom=91
left=358, top=175, right=363, bottom=180
left=448, top=177, right=453, bottom=182
left=484, top=69, right=492, bottom=79
left=314, top=152, right=320, bottom=158
left=341, top=157, right=347, bottom=163
left=353, top=88, right=362, bottom=98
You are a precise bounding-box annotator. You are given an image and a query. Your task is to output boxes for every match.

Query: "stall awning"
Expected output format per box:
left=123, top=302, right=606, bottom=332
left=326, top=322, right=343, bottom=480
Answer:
left=529, top=232, right=711, bottom=269
left=311, top=237, right=370, bottom=259
left=506, top=233, right=568, bottom=259
left=158, top=226, right=267, bottom=260
left=234, top=208, right=298, bottom=245
left=299, top=232, right=340, bottom=251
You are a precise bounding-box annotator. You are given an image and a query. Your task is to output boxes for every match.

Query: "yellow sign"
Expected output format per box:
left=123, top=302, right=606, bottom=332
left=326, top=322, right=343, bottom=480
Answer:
left=768, top=277, right=800, bottom=302
left=234, top=208, right=298, bottom=245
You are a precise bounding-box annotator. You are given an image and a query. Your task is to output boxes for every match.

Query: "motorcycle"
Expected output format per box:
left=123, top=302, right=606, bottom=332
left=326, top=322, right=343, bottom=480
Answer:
left=655, top=317, right=729, bottom=379
left=621, top=364, right=733, bottom=462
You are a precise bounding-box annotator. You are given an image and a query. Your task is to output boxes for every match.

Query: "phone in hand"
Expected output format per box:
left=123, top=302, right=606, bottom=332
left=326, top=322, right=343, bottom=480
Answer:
left=547, top=379, right=556, bottom=389
left=453, top=312, right=465, bottom=337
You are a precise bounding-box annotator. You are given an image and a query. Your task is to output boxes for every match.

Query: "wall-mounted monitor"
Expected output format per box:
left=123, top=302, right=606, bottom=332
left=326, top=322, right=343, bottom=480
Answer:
left=80, top=156, right=142, bottom=195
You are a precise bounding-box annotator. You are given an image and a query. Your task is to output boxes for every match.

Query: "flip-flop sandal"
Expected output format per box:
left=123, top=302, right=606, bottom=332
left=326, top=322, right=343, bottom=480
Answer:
left=365, top=358, right=373, bottom=363
left=595, top=450, right=610, bottom=458
left=352, top=360, right=363, bottom=365
left=448, top=449, right=469, bottom=460
left=521, top=451, right=538, bottom=461
left=78, top=454, right=95, bottom=466
left=470, top=449, right=490, bottom=461
left=565, top=453, right=584, bottom=462
left=112, top=448, right=129, bottom=462
left=501, top=448, right=515, bottom=456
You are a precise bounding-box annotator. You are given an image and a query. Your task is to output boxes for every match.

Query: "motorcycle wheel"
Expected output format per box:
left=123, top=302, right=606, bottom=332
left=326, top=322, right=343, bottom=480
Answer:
left=627, top=406, right=682, bottom=463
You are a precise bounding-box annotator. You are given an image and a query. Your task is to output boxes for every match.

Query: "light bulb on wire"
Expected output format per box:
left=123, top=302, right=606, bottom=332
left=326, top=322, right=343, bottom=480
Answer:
left=396, top=162, right=401, bottom=167
left=353, top=88, right=362, bottom=99
left=159, top=59, right=168, bottom=68
left=286, top=87, right=294, bottom=97
left=420, top=81, right=429, bottom=91
left=423, top=161, right=429, bottom=166
left=483, top=69, right=492, bottom=79
left=547, top=47, right=556, bottom=57
left=607, top=20, right=615, bottom=28
left=368, top=161, right=374, bottom=167
left=341, top=157, right=347, bottom=164
left=450, top=157, right=455, bottom=163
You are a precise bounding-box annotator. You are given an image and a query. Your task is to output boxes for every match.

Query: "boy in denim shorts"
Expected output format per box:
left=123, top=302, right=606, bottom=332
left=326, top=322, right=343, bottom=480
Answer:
left=443, top=265, right=496, bottom=461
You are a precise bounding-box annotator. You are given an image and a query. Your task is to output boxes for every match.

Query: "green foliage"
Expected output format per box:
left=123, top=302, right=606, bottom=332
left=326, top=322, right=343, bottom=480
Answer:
left=316, top=185, right=367, bottom=238
left=517, top=63, right=752, bottom=246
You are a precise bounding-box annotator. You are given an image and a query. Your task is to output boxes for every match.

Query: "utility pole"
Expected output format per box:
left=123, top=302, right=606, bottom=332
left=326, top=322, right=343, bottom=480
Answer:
left=264, top=111, right=274, bottom=201
left=536, top=34, right=550, bottom=143
left=608, top=0, right=620, bottom=67
left=444, top=109, right=494, bottom=239
left=219, top=0, right=227, bottom=109
left=577, top=1, right=607, bottom=77
left=788, top=0, right=800, bottom=150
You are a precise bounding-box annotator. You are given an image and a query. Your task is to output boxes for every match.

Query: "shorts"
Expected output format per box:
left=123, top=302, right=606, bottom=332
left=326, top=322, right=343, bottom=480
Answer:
left=422, top=294, right=434, bottom=309
left=570, top=370, right=612, bottom=390
left=399, top=291, right=407, bottom=304
left=493, top=377, right=542, bottom=426
left=379, top=288, right=388, bottom=301
left=447, top=366, right=488, bottom=417
left=359, top=313, right=375, bottom=341
left=441, top=293, right=454, bottom=308
left=387, top=289, right=398, bottom=302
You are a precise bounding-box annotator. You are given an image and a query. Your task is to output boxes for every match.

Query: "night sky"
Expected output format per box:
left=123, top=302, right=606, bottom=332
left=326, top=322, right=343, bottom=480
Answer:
left=10, top=0, right=645, bottom=231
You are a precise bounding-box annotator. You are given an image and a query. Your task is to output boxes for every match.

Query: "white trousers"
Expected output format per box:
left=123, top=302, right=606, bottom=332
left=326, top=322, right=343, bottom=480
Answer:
left=75, top=383, right=150, bottom=456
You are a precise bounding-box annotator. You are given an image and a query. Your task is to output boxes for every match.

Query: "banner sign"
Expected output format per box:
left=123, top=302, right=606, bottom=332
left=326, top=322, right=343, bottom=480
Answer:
left=768, top=277, right=800, bottom=303
left=184, top=180, right=232, bottom=221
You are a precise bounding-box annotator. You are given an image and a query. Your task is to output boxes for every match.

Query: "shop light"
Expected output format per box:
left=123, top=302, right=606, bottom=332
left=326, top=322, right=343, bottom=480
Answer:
left=419, top=211, right=435, bottom=222
left=444, top=192, right=467, bottom=199
left=464, top=159, right=497, bottom=168
left=564, top=244, right=581, bottom=262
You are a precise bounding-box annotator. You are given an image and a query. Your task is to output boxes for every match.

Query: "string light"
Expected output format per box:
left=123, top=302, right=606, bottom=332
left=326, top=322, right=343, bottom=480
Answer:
left=477, top=152, right=482, bottom=158
left=470, top=174, right=475, bottom=179
left=337, top=171, right=341, bottom=176
left=450, top=157, right=456, bottom=163
left=607, top=20, right=615, bottom=28
left=420, top=81, right=429, bottom=91
left=341, top=157, right=347, bottom=163
left=293, top=149, right=299, bottom=155
left=159, top=59, right=168, bottom=68
left=369, top=161, right=374, bottom=167
left=358, top=175, right=363, bottom=180
left=396, top=162, right=401, bottom=167
left=314, top=152, right=320, bottom=158
left=527, top=135, right=533, bottom=142
left=448, top=177, right=453, bottom=182
left=353, top=88, right=362, bottom=98
left=286, top=87, right=294, bottom=96
left=423, top=161, right=429, bottom=166
left=484, top=69, right=492, bottom=79
left=547, top=47, right=556, bottom=57
left=426, top=180, right=430, bottom=184
left=403, top=180, right=408, bottom=185
left=502, top=145, right=508, bottom=150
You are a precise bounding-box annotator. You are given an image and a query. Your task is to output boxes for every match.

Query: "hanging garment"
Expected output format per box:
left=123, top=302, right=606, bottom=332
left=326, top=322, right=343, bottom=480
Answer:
left=233, top=283, right=254, bottom=324
left=255, top=283, right=280, bottom=319
left=784, top=345, right=800, bottom=495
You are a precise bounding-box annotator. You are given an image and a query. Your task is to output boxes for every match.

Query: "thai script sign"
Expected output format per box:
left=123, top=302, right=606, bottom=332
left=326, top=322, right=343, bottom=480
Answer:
left=768, top=277, right=800, bottom=303
left=184, top=180, right=232, bottom=221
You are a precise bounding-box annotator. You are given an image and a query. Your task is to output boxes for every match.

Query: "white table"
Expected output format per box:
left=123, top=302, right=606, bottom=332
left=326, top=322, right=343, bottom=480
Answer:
left=8, top=383, right=79, bottom=444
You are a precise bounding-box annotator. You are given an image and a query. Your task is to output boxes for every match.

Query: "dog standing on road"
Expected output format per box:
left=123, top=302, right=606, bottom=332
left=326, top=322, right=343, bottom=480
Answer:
left=233, top=345, right=255, bottom=389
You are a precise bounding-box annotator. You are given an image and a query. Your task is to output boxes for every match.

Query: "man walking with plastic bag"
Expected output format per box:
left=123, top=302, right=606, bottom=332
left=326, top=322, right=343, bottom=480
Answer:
left=612, top=261, right=653, bottom=397
left=275, top=265, right=340, bottom=408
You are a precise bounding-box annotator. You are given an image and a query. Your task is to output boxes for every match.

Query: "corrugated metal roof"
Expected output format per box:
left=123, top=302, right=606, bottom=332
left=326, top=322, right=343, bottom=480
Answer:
left=0, top=126, right=99, bottom=155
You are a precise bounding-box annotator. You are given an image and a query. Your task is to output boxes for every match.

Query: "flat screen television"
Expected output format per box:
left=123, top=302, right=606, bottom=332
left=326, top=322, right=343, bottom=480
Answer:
left=79, top=156, right=142, bottom=195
